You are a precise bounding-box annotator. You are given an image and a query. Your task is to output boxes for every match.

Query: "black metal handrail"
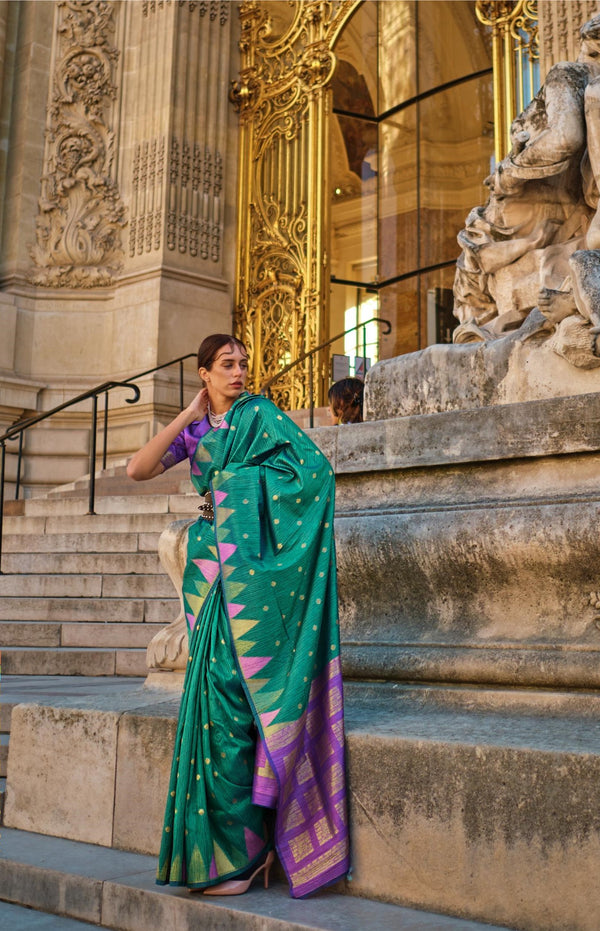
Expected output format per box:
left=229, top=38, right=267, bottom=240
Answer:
left=0, top=352, right=196, bottom=573
left=260, top=316, right=391, bottom=427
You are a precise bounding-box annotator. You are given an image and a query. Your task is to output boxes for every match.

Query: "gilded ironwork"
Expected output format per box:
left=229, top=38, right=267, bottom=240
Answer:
left=476, top=0, right=539, bottom=163
left=232, top=0, right=359, bottom=408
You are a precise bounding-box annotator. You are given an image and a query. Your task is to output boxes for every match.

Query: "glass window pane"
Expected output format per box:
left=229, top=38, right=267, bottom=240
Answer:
left=332, top=1, right=378, bottom=116
left=379, top=277, right=420, bottom=358
left=420, top=266, right=459, bottom=345
left=379, top=105, right=418, bottom=280
left=417, top=1, right=492, bottom=95
left=330, top=112, right=378, bottom=282
left=379, top=0, right=417, bottom=113
left=419, top=75, right=494, bottom=268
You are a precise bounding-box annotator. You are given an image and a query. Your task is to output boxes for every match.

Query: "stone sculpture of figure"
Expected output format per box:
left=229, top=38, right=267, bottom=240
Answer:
left=453, top=14, right=600, bottom=367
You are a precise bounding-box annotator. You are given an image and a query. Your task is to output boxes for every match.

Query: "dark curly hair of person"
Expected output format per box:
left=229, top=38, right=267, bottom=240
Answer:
left=328, top=377, right=364, bottom=424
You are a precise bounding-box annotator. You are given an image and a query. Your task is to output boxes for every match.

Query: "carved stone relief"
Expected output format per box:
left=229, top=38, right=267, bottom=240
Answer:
left=142, top=0, right=229, bottom=22
left=166, top=137, right=223, bottom=260
left=129, top=136, right=165, bottom=257
left=29, top=0, right=126, bottom=288
left=453, top=13, right=600, bottom=371
left=538, top=0, right=599, bottom=73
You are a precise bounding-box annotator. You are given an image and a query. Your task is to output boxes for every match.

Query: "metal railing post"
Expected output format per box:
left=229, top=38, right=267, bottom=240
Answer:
left=308, top=354, right=314, bottom=428
left=102, top=389, right=109, bottom=470
left=15, top=431, right=24, bottom=500
left=88, top=394, right=98, bottom=515
left=362, top=324, right=367, bottom=375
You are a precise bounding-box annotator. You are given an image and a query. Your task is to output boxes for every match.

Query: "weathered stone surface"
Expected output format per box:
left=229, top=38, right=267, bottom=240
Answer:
left=302, top=393, right=600, bottom=689
left=113, top=713, right=177, bottom=854
left=0, top=859, right=102, bottom=924
left=5, top=683, right=600, bottom=931
left=4, top=704, right=119, bottom=845
left=1, top=648, right=117, bottom=677
left=364, top=339, right=600, bottom=419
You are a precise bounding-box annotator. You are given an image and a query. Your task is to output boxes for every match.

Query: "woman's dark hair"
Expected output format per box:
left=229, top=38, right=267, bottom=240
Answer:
left=328, top=377, right=364, bottom=424
left=197, top=334, right=248, bottom=371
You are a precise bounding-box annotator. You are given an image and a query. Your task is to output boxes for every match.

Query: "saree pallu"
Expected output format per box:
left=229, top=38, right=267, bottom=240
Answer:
left=157, top=394, right=349, bottom=897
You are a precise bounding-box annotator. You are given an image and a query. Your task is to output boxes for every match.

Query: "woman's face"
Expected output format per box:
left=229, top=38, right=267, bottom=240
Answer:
left=200, top=343, right=249, bottom=408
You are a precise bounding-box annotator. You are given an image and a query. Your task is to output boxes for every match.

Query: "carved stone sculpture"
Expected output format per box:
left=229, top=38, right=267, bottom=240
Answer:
left=453, top=14, right=600, bottom=368
left=146, top=518, right=193, bottom=671
left=29, top=0, right=125, bottom=288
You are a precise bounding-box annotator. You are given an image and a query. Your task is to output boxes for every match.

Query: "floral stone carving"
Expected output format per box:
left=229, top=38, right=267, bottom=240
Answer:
left=29, top=0, right=125, bottom=288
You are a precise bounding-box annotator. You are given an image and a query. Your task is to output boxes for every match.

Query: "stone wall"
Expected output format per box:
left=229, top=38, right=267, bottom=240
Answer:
left=0, top=0, right=240, bottom=496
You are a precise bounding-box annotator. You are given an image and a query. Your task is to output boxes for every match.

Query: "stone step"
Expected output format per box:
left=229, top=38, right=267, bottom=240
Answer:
left=0, top=596, right=176, bottom=622
left=0, top=572, right=175, bottom=599
left=4, top=680, right=599, bottom=930
left=0, top=575, right=103, bottom=598
left=21, top=494, right=199, bottom=517
left=0, top=622, right=163, bottom=649
left=1, top=531, right=160, bottom=554
left=3, top=513, right=193, bottom=535
left=46, top=461, right=193, bottom=499
left=0, top=647, right=147, bottom=677
left=0, top=901, right=103, bottom=930
left=0, top=552, right=162, bottom=574
left=0, top=828, right=506, bottom=931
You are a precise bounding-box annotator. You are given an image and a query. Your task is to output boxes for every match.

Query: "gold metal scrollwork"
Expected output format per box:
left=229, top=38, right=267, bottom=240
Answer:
left=476, top=0, right=539, bottom=163
left=233, top=0, right=359, bottom=409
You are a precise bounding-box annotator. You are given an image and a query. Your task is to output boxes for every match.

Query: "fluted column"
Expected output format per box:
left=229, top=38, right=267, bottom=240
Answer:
left=538, top=0, right=599, bottom=73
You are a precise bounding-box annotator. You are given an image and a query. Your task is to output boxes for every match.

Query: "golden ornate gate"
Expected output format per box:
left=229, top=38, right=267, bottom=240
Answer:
left=231, top=0, right=359, bottom=408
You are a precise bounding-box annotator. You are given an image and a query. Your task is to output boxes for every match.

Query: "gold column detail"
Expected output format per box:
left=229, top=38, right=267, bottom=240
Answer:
left=231, top=0, right=359, bottom=409
left=476, top=0, right=539, bottom=163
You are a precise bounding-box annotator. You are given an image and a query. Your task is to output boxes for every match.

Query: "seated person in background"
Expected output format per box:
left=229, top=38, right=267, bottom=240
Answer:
left=328, top=377, right=364, bottom=424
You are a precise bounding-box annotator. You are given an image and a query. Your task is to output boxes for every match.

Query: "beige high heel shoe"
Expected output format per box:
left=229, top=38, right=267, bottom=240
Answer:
left=202, top=849, right=275, bottom=896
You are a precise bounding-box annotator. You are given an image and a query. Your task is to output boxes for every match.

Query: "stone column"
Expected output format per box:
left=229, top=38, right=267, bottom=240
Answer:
left=0, top=0, right=240, bottom=496
left=538, top=0, right=599, bottom=73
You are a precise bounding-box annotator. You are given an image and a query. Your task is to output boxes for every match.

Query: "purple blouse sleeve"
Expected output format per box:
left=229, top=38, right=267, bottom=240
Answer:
left=160, top=431, right=188, bottom=471
left=160, top=418, right=212, bottom=471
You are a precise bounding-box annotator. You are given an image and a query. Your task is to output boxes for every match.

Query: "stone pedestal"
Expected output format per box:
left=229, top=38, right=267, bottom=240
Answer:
left=310, top=391, right=600, bottom=691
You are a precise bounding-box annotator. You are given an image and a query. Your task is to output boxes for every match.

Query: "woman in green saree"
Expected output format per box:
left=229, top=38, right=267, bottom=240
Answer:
left=127, top=334, right=349, bottom=898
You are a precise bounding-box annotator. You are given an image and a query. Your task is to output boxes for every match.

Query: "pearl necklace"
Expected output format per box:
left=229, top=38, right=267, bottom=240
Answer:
left=207, top=404, right=226, bottom=428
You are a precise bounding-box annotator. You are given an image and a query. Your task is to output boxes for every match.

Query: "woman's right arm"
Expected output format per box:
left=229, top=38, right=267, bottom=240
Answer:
left=126, top=388, right=209, bottom=481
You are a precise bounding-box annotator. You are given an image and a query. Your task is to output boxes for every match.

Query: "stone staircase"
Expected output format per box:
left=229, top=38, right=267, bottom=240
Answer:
left=0, top=462, right=194, bottom=678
